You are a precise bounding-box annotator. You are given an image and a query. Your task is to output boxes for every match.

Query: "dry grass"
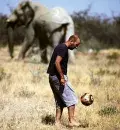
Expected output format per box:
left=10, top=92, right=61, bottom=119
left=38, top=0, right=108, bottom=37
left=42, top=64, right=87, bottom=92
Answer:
left=0, top=47, right=120, bottom=130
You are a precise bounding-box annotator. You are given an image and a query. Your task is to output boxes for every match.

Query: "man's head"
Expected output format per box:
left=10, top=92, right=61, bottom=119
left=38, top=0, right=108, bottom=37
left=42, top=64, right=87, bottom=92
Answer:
left=66, top=35, right=80, bottom=50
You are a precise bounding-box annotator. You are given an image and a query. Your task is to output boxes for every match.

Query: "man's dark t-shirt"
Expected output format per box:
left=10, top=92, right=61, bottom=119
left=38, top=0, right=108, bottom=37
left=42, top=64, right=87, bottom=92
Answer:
left=47, top=43, right=68, bottom=78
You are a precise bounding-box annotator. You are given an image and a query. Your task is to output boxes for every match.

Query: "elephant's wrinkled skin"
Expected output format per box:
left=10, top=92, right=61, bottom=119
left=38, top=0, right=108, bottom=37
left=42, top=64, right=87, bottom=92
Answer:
left=7, top=1, right=75, bottom=63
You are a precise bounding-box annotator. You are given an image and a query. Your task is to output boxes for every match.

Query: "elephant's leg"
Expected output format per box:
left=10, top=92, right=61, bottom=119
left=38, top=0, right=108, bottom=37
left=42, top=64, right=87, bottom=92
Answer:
left=51, top=31, right=63, bottom=48
left=40, top=48, right=48, bottom=63
left=26, top=39, right=39, bottom=57
left=65, top=23, right=75, bottom=63
left=38, top=38, right=49, bottom=64
left=18, top=37, right=31, bottom=59
left=68, top=50, right=75, bottom=63
left=18, top=25, right=35, bottom=60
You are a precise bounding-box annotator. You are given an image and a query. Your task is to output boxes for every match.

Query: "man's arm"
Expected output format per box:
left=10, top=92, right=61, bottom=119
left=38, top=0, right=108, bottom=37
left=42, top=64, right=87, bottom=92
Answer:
left=55, top=56, right=65, bottom=85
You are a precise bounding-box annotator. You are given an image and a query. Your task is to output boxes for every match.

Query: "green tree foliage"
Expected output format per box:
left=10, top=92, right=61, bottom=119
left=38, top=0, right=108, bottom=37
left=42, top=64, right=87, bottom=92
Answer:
left=71, top=9, right=120, bottom=51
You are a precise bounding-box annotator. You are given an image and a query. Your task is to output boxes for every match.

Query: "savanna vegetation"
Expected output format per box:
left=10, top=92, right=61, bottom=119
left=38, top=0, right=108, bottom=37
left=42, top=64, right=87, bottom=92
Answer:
left=0, top=6, right=120, bottom=130
left=0, top=47, right=120, bottom=130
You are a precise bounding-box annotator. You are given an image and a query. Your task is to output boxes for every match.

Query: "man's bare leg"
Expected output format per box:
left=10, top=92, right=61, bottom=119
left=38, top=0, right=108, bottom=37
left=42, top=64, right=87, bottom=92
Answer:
left=55, top=107, right=63, bottom=126
left=68, top=105, right=80, bottom=127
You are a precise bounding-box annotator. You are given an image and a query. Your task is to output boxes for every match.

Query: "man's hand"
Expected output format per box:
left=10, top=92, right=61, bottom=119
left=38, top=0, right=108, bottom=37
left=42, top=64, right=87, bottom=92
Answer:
left=60, top=78, right=66, bottom=86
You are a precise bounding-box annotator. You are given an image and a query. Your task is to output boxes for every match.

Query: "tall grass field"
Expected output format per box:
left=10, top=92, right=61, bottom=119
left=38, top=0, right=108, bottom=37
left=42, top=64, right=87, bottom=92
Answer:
left=0, top=47, right=120, bottom=130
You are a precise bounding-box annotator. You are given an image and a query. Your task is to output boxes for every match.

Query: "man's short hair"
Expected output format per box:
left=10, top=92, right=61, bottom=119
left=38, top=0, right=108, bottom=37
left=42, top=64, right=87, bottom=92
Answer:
left=68, top=35, right=80, bottom=42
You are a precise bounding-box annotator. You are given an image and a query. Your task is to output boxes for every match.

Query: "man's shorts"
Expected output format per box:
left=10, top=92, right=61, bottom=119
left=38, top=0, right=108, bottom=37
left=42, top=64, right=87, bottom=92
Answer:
left=49, top=75, right=78, bottom=108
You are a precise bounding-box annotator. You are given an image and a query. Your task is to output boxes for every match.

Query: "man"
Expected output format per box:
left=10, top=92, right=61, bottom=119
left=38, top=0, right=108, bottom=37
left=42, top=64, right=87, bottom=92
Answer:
left=47, top=35, right=80, bottom=127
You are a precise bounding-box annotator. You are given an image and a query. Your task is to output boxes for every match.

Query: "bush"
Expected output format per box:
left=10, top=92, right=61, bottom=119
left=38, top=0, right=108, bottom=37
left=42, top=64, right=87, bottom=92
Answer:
left=71, top=8, right=120, bottom=51
left=0, top=67, right=6, bottom=81
left=98, top=106, right=119, bottom=116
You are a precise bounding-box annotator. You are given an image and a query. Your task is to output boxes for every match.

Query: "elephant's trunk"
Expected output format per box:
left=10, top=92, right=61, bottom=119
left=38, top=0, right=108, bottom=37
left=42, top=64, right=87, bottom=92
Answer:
left=7, top=26, right=14, bottom=58
left=7, top=21, right=15, bottom=58
left=6, top=13, right=19, bottom=58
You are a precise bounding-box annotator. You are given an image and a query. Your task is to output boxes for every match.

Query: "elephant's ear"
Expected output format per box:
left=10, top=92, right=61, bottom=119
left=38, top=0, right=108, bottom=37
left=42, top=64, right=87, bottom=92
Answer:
left=21, top=1, right=34, bottom=26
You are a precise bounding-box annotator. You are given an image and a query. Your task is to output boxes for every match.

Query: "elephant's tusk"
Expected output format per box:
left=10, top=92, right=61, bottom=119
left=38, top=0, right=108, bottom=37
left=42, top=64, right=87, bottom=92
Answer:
left=6, top=19, right=10, bottom=23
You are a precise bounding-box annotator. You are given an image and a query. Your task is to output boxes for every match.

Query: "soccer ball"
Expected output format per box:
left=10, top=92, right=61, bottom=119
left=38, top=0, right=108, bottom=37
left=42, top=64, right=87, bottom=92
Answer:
left=80, top=93, right=94, bottom=106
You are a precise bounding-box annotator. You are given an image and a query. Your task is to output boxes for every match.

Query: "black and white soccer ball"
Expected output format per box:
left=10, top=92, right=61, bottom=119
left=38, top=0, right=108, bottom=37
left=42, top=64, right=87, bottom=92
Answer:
left=80, top=93, right=94, bottom=106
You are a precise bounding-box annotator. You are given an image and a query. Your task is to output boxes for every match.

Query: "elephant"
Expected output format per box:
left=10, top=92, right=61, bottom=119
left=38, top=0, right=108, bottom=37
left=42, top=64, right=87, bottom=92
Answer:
left=6, top=1, right=75, bottom=63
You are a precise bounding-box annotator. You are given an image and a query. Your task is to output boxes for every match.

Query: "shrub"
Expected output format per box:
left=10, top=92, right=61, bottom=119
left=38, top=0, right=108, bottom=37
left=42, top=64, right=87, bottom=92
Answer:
left=41, top=114, right=55, bottom=125
left=106, top=52, right=119, bottom=60
left=0, top=67, right=6, bottom=81
left=98, top=106, right=119, bottom=116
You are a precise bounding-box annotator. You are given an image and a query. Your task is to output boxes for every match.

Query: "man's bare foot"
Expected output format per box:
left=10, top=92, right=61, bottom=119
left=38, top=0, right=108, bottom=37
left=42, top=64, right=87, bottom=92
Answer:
left=55, top=122, right=66, bottom=130
left=55, top=121, right=62, bottom=127
left=68, top=120, right=80, bottom=127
